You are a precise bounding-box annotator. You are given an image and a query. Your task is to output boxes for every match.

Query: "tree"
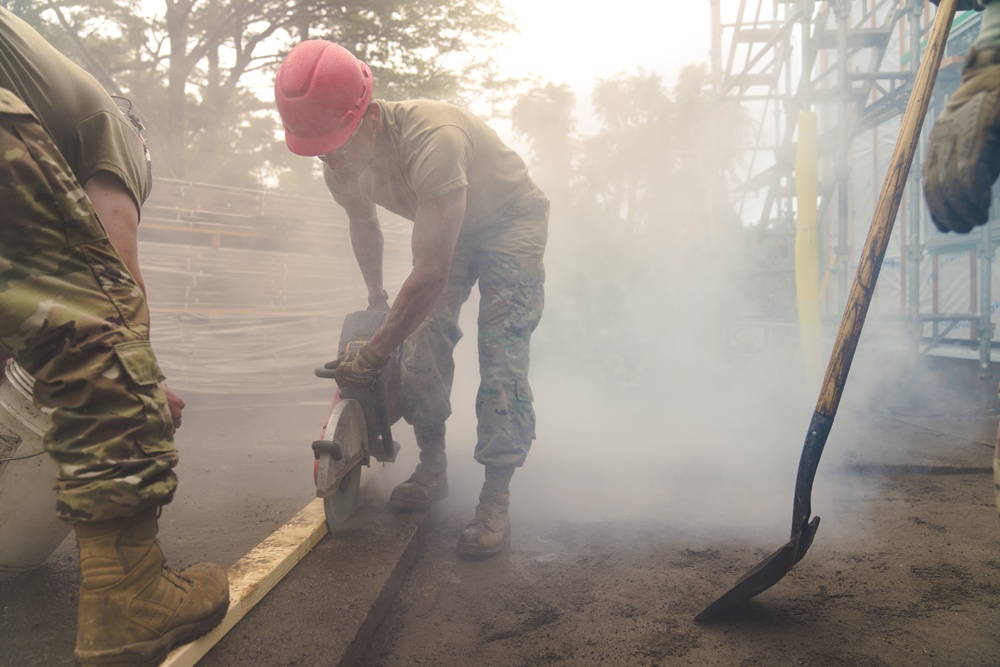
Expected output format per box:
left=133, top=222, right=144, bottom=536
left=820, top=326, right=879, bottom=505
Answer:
left=581, top=69, right=671, bottom=235
left=511, top=67, right=749, bottom=382
left=7, top=0, right=515, bottom=187
left=510, top=81, right=575, bottom=203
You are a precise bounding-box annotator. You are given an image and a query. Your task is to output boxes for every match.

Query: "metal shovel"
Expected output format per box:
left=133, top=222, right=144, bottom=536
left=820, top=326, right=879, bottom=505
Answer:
left=696, top=0, right=959, bottom=622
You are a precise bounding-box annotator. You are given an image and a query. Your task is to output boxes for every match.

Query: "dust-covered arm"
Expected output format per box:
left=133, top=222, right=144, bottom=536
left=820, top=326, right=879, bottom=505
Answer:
left=364, top=187, right=467, bottom=360
left=345, top=198, right=387, bottom=304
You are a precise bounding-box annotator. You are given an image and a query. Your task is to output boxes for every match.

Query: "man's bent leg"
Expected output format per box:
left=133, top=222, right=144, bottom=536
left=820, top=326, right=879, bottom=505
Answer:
left=393, top=242, right=477, bottom=510
left=398, top=244, right=476, bottom=428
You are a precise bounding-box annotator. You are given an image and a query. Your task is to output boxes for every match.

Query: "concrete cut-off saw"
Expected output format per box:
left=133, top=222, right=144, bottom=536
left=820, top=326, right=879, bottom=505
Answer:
left=312, top=310, right=402, bottom=532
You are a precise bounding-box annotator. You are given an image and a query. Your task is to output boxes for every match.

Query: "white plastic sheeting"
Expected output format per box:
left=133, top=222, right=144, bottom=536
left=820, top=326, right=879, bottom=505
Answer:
left=139, top=179, right=411, bottom=395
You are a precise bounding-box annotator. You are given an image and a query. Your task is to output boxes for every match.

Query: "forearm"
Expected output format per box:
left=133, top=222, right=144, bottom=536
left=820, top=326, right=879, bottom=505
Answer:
left=363, top=188, right=467, bottom=360
left=347, top=209, right=385, bottom=299
left=365, top=269, right=445, bottom=359
left=978, top=0, right=1000, bottom=47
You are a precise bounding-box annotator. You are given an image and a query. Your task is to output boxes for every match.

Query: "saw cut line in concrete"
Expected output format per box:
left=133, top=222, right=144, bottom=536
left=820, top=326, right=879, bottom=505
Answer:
left=160, top=498, right=329, bottom=667
left=188, top=488, right=430, bottom=667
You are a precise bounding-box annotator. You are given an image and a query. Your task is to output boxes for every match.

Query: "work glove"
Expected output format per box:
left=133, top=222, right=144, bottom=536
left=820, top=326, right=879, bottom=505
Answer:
left=324, top=345, right=388, bottom=391
left=923, top=45, right=1000, bottom=233
left=368, top=289, right=390, bottom=312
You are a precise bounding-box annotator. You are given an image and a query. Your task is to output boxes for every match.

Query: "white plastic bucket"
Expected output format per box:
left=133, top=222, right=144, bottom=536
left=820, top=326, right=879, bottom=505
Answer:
left=0, top=361, right=70, bottom=575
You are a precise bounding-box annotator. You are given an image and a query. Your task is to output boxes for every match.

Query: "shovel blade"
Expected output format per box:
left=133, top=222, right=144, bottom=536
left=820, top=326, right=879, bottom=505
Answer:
left=695, top=516, right=820, bottom=623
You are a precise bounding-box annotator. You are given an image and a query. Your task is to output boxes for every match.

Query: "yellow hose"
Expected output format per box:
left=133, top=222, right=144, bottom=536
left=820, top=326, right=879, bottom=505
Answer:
left=795, top=111, right=823, bottom=381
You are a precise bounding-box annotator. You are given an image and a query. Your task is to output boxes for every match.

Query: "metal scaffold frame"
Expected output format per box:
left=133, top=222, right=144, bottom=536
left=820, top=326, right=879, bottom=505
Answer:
left=711, top=0, right=995, bottom=373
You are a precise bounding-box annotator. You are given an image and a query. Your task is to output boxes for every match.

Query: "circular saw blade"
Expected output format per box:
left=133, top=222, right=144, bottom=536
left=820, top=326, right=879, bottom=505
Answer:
left=316, top=397, right=367, bottom=531
left=323, top=462, right=361, bottom=532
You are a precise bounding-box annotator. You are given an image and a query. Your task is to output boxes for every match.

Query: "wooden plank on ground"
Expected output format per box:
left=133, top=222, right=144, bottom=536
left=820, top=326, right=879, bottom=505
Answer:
left=159, top=498, right=328, bottom=667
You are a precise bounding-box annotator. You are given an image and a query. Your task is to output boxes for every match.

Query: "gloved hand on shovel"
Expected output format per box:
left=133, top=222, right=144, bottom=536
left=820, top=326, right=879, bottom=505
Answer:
left=923, top=44, right=1000, bottom=233
left=324, top=345, right=388, bottom=390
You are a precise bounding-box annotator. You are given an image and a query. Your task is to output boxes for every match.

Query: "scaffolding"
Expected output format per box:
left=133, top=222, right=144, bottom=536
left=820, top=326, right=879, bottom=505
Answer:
left=711, top=0, right=996, bottom=373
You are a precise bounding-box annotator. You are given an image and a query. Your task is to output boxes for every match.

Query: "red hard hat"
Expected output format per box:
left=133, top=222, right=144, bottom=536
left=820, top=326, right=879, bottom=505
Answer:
left=274, top=41, right=373, bottom=156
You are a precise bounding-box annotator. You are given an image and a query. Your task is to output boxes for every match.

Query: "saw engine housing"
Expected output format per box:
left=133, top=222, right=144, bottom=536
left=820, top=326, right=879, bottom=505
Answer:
left=311, top=310, right=402, bottom=529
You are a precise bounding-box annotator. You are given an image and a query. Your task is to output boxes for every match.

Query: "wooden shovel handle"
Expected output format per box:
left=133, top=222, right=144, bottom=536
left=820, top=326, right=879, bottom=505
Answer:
left=817, top=0, right=958, bottom=417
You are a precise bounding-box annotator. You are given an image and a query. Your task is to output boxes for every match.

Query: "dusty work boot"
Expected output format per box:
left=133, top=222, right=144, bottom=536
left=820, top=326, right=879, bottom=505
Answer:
left=389, top=423, right=448, bottom=511
left=73, top=507, right=230, bottom=667
left=457, top=464, right=515, bottom=558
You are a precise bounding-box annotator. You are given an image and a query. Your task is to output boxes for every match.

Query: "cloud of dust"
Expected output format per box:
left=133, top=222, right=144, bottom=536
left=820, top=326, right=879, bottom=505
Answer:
left=412, top=199, right=966, bottom=548
left=149, top=118, right=981, bottom=556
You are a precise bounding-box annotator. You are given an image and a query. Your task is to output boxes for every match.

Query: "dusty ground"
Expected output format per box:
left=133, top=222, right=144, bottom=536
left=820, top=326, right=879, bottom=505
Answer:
left=362, top=410, right=1000, bottom=666
left=2, top=350, right=1000, bottom=666
left=0, top=392, right=325, bottom=667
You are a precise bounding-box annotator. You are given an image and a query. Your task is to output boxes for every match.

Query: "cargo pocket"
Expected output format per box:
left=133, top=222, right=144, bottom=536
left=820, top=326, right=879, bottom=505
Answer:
left=113, top=340, right=174, bottom=452
left=114, top=341, right=165, bottom=387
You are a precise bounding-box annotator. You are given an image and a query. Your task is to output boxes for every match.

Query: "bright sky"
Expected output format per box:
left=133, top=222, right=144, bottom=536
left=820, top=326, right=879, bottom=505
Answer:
left=496, top=2, right=713, bottom=87
left=490, top=2, right=715, bottom=138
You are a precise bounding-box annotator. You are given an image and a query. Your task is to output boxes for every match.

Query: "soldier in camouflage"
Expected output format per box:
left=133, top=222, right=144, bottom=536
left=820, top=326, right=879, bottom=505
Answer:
left=275, top=41, right=549, bottom=557
left=0, top=91, right=179, bottom=520
left=0, top=8, right=228, bottom=666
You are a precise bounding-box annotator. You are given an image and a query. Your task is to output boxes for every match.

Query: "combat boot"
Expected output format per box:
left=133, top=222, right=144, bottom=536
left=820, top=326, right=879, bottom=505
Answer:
left=457, top=464, right=515, bottom=557
left=73, top=507, right=230, bottom=667
left=389, top=423, right=448, bottom=511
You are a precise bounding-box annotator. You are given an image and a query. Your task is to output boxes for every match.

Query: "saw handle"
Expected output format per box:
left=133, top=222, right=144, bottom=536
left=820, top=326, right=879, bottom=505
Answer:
left=311, top=440, right=343, bottom=461
left=313, top=339, right=366, bottom=378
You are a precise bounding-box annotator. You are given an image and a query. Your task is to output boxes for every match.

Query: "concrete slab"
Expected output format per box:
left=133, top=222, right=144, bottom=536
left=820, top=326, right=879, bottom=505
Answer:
left=162, top=499, right=330, bottom=667
left=197, top=488, right=430, bottom=667
left=0, top=400, right=429, bottom=667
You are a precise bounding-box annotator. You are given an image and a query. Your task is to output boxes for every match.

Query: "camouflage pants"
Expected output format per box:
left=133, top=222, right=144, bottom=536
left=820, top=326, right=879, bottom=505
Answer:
left=0, top=89, right=177, bottom=523
left=399, top=182, right=549, bottom=467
